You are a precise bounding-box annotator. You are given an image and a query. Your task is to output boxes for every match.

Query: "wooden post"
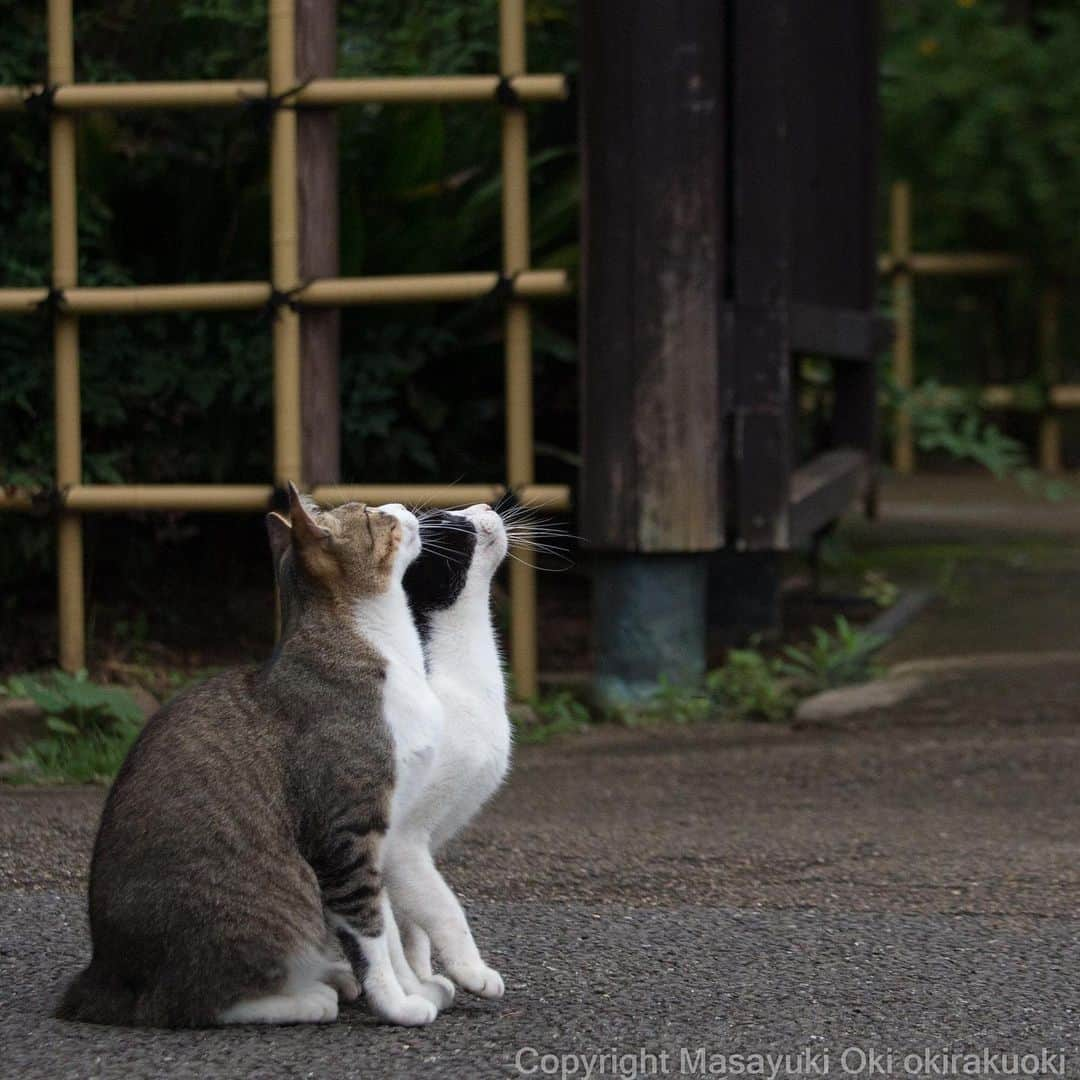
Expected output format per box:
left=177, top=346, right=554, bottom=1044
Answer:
left=729, top=0, right=792, bottom=551
left=1039, top=285, right=1062, bottom=473
left=787, top=0, right=881, bottom=514
left=890, top=181, right=915, bottom=474
left=296, top=0, right=341, bottom=484
left=580, top=0, right=723, bottom=701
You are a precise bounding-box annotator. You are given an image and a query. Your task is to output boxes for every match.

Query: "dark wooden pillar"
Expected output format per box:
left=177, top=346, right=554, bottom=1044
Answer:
left=580, top=0, right=724, bottom=702
left=296, top=0, right=340, bottom=484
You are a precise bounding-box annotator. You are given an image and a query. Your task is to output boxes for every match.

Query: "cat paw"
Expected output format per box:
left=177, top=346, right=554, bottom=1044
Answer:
left=417, top=974, right=456, bottom=1010
left=447, top=963, right=504, bottom=1000
left=373, top=993, right=438, bottom=1027
left=307, top=985, right=341, bottom=1023
left=323, top=963, right=360, bottom=1003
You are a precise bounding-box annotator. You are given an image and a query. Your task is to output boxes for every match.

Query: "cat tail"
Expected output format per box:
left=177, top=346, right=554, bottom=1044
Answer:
left=55, top=960, right=136, bottom=1025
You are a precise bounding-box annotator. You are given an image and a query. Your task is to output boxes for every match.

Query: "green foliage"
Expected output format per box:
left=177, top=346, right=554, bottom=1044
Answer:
left=2, top=670, right=145, bottom=784
left=645, top=676, right=715, bottom=726
left=776, top=617, right=884, bottom=696
left=884, top=0, right=1080, bottom=276
left=890, top=377, right=1077, bottom=500
left=882, top=2, right=1080, bottom=456
left=516, top=689, right=591, bottom=744
left=859, top=570, right=901, bottom=610
left=705, top=649, right=795, bottom=723
left=616, top=618, right=884, bottom=729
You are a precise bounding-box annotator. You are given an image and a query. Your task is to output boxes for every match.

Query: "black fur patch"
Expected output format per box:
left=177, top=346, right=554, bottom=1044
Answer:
left=404, top=511, right=477, bottom=647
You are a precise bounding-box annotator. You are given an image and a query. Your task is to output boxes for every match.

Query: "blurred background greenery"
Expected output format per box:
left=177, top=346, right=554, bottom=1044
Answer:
left=3, top=0, right=1080, bottom=666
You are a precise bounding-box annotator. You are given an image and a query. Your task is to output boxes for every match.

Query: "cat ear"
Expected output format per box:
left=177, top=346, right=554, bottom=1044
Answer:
left=265, top=511, right=292, bottom=564
left=286, top=482, right=331, bottom=545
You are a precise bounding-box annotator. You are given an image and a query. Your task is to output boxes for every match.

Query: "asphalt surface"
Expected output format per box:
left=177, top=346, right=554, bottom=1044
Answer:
left=3, top=661, right=1080, bottom=1078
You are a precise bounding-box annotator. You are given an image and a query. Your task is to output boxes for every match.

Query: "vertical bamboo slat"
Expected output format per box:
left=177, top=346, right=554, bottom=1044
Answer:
left=1039, top=286, right=1063, bottom=473
left=270, top=0, right=303, bottom=486
left=49, top=0, right=85, bottom=673
left=890, top=181, right=914, bottom=475
left=500, top=0, right=538, bottom=700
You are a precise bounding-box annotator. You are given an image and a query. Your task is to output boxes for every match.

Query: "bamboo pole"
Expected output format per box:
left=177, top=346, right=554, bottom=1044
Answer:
left=300, top=269, right=570, bottom=306
left=0, top=483, right=570, bottom=513
left=269, top=0, right=303, bottom=488
left=300, top=74, right=566, bottom=106
left=64, top=485, right=275, bottom=512
left=48, top=0, right=85, bottom=673
left=64, top=283, right=270, bottom=313
left=0, top=289, right=52, bottom=313
left=890, top=181, right=915, bottom=474
left=311, top=483, right=570, bottom=510
left=1051, top=385, right=1080, bottom=409
left=878, top=252, right=1025, bottom=276
left=499, top=0, right=539, bottom=700
left=1038, top=285, right=1063, bottom=473
left=0, top=75, right=567, bottom=113
left=0, top=270, right=571, bottom=316
left=0, top=491, right=35, bottom=511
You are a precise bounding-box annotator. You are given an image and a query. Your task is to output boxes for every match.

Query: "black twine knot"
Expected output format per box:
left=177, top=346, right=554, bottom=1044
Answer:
left=28, top=484, right=63, bottom=517
left=241, top=77, right=313, bottom=131
left=261, top=284, right=306, bottom=321
left=494, top=75, right=522, bottom=108
left=488, top=271, right=519, bottom=305
left=35, top=287, right=66, bottom=316
left=23, top=84, right=58, bottom=119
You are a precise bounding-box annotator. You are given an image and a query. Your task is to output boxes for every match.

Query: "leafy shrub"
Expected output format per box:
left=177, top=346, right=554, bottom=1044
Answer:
left=2, top=670, right=145, bottom=784
left=706, top=649, right=795, bottom=723
left=776, top=617, right=884, bottom=696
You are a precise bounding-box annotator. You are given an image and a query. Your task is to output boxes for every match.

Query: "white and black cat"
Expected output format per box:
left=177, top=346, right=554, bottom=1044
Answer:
left=389, top=504, right=512, bottom=999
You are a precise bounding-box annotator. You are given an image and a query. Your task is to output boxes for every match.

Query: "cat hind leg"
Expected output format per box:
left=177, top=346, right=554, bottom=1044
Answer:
left=219, top=948, right=343, bottom=1025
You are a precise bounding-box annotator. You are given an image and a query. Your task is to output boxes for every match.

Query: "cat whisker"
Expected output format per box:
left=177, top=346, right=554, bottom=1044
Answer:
left=504, top=549, right=574, bottom=573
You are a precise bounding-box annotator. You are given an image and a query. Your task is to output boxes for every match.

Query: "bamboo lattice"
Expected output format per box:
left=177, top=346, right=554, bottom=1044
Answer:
left=0, top=0, right=571, bottom=698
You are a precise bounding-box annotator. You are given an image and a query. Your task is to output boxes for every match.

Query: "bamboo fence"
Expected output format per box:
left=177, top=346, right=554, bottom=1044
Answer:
left=0, top=0, right=571, bottom=698
left=882, top=181, right=1072, bottom=474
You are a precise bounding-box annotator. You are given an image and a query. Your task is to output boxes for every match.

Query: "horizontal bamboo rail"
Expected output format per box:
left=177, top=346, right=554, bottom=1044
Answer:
left=0, top=74, right=567, bottom=112
left=0, top=0, right=569, bottom=697
left=883, top=181, right=1069, bottom=474
left=878, top=252, right=1026, bottom=276
left=0, top=483, right=570, bottom=514
left=0, top=271, right=571, bottom=314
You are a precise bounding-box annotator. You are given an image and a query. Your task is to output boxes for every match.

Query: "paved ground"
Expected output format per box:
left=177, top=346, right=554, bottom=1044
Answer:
left=4, top=666, right=1080, bottom=1078
left=4, top=480, right=1080, bottom=1078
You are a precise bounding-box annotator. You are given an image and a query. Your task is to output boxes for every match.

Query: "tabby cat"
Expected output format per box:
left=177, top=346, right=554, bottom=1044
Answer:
left=57, top=486, right=439, bottom=1027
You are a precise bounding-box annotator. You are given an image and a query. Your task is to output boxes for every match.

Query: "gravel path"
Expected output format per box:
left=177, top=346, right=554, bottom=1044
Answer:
left=3, top=662, right=1080, bottom=1078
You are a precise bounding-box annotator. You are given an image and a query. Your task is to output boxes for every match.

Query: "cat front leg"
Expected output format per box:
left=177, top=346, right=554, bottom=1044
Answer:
left=317, top=825, right=437, bottom=1026
left=385, top=902, right=456, bottom=1011
left=385, top=839, right=504, bottom=1000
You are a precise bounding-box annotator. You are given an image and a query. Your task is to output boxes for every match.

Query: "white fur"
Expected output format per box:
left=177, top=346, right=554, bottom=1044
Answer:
left=336, top=504, right=443, bottom=1025
left=219, top=947, right=353, bottom=1025
left=382, top=504, right=511, bottom=1000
